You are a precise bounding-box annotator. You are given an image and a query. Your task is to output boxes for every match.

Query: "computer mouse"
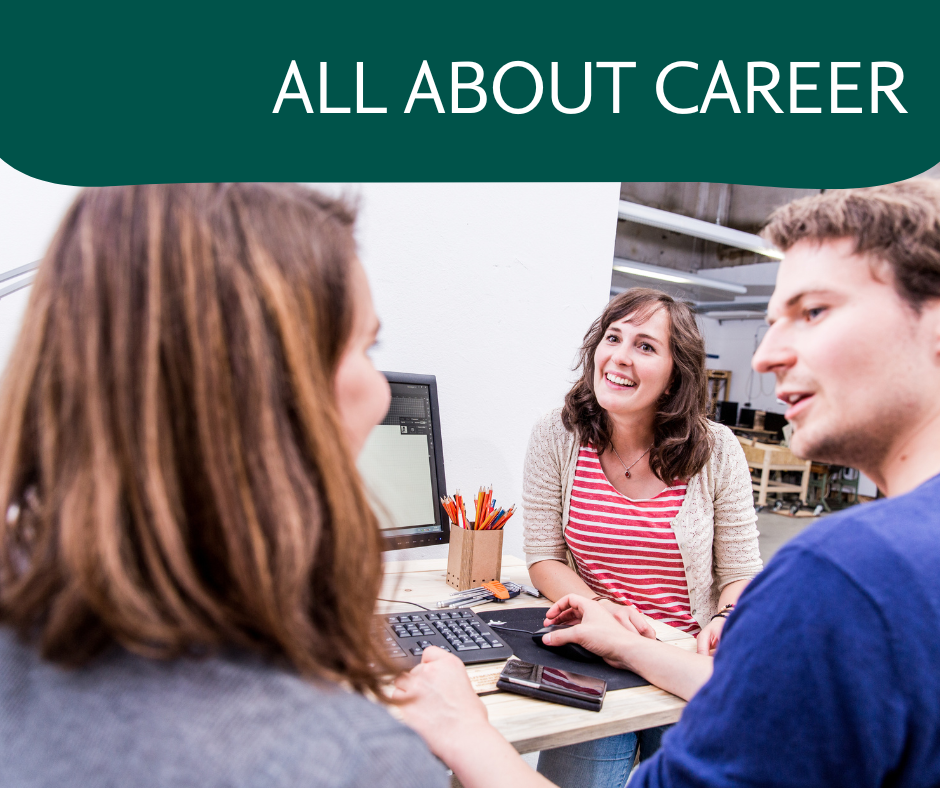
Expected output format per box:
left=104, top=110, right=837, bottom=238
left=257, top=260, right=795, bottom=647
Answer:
left=532, top=625, right=606, bottom=663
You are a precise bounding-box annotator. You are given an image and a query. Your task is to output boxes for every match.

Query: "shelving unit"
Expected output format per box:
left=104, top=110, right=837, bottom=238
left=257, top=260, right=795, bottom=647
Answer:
left=706, top=369, right=732, bottom=419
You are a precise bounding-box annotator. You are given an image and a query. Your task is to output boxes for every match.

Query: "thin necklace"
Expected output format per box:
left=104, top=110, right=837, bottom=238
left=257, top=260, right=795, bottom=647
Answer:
left=611, top=444, right=652, bottom=479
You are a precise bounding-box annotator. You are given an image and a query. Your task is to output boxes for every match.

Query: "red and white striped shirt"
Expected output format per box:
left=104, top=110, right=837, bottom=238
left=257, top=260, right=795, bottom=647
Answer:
left=565, top=445, right=699, bottom=635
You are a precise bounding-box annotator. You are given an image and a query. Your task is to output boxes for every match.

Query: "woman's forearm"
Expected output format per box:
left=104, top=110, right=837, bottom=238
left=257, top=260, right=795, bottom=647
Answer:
left=528, top=559, right=596, bottom=601
left=718, top=578, right=749, bottom=609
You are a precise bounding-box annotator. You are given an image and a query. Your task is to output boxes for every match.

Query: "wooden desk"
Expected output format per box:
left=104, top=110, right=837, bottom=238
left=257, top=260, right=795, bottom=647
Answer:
left=730, top=426, right=779, bottom=442
left=738, top=438, right=812, bottom=507
left=379, top=556, right=693, bottom=754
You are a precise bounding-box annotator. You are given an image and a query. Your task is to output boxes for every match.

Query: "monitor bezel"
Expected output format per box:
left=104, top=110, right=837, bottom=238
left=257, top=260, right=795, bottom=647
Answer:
left=377, top=371, right=451, bottom=552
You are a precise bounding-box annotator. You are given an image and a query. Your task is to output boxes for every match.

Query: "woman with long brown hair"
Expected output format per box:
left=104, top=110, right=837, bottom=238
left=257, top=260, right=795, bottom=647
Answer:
left=521, top=287, right=762, bottom=787
left=0, top=184, right=444, bottom=786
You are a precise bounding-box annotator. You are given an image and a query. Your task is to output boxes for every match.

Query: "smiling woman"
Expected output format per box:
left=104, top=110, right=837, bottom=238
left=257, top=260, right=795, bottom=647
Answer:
left=521, top=287, right=763, bottom=788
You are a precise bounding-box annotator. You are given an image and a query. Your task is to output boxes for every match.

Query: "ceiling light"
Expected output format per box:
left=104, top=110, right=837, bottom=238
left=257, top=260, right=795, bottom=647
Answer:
left=0, top=261, right=39, bottom=300
left=618, top=200, right=785, bottom=260
left=693, top=300, right=769, bottom=313
left=612, top=259, right=748, bottom=295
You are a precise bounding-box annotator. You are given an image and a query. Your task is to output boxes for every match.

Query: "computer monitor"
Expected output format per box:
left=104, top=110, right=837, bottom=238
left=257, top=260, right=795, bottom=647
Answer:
left=738, top=408, right=756, bottom=428
left=357, top=371, right=450, bottom=551
left=763, top=412, right=789, bottom=441
left=715, top=401, right=738, bottom=427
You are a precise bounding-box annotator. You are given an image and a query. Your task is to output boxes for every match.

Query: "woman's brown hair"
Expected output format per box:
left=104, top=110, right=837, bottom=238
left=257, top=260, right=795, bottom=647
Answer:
left=0, top=183, right=395, bottom=695
left=562, top=287, right=713, bottom=482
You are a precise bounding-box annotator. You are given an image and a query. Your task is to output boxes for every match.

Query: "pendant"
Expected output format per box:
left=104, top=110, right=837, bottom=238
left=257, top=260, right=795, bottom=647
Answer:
left=624, top=470, right=631, bottom=479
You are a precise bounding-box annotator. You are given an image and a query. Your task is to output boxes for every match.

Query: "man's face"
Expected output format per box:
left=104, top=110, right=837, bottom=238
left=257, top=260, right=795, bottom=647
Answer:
left=752, top=238, right=934, bottom=472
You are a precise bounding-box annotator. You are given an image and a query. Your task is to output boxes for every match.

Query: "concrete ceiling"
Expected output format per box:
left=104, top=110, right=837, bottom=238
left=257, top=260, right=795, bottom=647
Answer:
left=613, top=167, right=940, bottom=310
left=615, top=182, right=820, bottom=274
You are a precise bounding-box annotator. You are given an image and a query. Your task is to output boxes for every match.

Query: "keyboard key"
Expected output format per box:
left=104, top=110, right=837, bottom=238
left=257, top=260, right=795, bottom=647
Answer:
left=455, top=643, right=479, bottom=651
left=387, top=616, right=400, bottom=623
left=410, top=647, right=424, bottom=656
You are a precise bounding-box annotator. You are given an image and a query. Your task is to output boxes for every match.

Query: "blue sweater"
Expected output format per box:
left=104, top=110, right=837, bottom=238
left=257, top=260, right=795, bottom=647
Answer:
left=634, top=473, right=940, bottom=788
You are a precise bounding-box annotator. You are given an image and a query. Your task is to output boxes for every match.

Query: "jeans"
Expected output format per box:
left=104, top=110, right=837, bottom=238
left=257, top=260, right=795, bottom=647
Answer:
left=536, top=725, right=671, bottom=788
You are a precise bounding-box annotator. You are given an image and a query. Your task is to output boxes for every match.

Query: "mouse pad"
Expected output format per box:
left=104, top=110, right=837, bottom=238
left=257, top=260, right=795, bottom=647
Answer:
left=478, top=607, right=650, bottom=691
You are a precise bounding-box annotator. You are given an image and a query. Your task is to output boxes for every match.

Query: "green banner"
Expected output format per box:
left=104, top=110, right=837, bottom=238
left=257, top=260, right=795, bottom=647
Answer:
left=1, top=0, right=936, bottom=186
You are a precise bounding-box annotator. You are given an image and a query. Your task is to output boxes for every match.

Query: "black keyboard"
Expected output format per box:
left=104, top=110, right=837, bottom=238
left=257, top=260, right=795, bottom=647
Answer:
left=377, top=608, right=515, bottom=667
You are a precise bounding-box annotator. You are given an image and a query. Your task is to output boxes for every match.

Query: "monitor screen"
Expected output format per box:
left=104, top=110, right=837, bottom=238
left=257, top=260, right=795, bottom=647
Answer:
left=716, top=401, right=738, bottom=426
left=738, top=408, right=756, bottom=428
left=763, top=411, right=789, bottom=440
left=357, top=372, right=449, bottom=551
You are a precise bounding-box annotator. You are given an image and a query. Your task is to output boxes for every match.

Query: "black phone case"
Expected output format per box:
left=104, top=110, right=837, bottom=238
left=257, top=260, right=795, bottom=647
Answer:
left=496, top=678, right=604, bottom=712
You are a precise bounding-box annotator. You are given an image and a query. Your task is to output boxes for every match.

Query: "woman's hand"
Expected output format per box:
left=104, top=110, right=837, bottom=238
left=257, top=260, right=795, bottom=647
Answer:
left=697, top=580, right=749, bottom=655
left=597, top=598, right=658, bottom=639
left=393, top=647, right=492, bottom=763
left=395, top=648, right=557, bottom=788
left=696, top=616, right=726, bottom=655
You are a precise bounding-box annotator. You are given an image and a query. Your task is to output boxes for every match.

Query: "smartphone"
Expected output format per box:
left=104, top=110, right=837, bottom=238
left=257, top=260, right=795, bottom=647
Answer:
left=496, top=658, right=607, bottom=711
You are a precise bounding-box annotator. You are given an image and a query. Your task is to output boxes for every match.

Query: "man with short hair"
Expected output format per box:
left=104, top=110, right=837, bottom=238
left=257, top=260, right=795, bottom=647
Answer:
left=628, top=179, right=940, bottom=787
left=396, top=180, right=940, bottom=788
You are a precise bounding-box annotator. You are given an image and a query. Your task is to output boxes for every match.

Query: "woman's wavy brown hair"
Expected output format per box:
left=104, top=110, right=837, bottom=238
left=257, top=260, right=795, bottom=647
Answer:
left=0, top=183, right=397, bottom=695
left=562, top=287, right=713, bottom=483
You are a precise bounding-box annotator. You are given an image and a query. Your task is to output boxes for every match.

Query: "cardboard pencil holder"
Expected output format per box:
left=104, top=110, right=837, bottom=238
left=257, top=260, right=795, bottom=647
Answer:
left=446, top=526, right=503, bottom=591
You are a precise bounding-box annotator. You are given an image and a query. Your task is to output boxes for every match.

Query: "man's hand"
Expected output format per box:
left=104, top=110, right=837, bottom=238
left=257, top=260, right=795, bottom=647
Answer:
left=542, top=594, right=651, bottom=670
left=393, top=647, right=492, bottom=763
left=696, top=616, right=726, bottom=655
left=598, top=598, right=658, bottom=639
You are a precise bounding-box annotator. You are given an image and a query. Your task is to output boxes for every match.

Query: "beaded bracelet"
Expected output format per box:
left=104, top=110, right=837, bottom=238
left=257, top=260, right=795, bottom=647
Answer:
left=710, top=602, right=736, bottom=622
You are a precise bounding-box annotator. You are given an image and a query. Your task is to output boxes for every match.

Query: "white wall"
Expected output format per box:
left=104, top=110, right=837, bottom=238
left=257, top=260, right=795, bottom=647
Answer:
left=703, top=318, right=782, bottom=413
left=0, top=159, right=80, bottom=371
left=697, top=262, right=783, bottom=415
left=351, top=184, right=621, bottom=560
left=0, top=170, right=621, bottom=564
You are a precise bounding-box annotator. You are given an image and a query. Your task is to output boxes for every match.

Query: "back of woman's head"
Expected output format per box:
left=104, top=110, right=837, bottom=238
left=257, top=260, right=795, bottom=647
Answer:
left=0, top=183, right=392, bottom=692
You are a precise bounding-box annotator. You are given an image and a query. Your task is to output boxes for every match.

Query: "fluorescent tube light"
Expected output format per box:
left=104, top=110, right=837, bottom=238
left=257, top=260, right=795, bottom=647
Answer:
left=612, top=259, right=748, bottom=295
left=693, top=300, right=769, bottom=313
left=0, top=260, right=40, bottom=285
left=618, top=200, right=785, bottom=260
left=0, top=261, right=40, bottom=300
left=0, top=273, right=36, bottom=300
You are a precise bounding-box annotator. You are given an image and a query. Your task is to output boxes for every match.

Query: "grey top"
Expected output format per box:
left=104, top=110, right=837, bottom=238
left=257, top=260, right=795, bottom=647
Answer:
left=0, top=628, right=446, bottom=788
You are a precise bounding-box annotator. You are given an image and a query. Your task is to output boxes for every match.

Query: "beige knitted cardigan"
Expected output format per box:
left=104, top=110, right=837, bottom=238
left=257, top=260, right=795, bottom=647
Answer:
left=522, top=408, right=763, bottom=629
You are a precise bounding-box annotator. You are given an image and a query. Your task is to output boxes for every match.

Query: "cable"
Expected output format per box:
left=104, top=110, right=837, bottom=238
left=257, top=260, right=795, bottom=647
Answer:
left=487, top=624, right=538, bottom=634
left=375, top=598, right=432, bottom=611
left=745, top=324, right=776, bottom=402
